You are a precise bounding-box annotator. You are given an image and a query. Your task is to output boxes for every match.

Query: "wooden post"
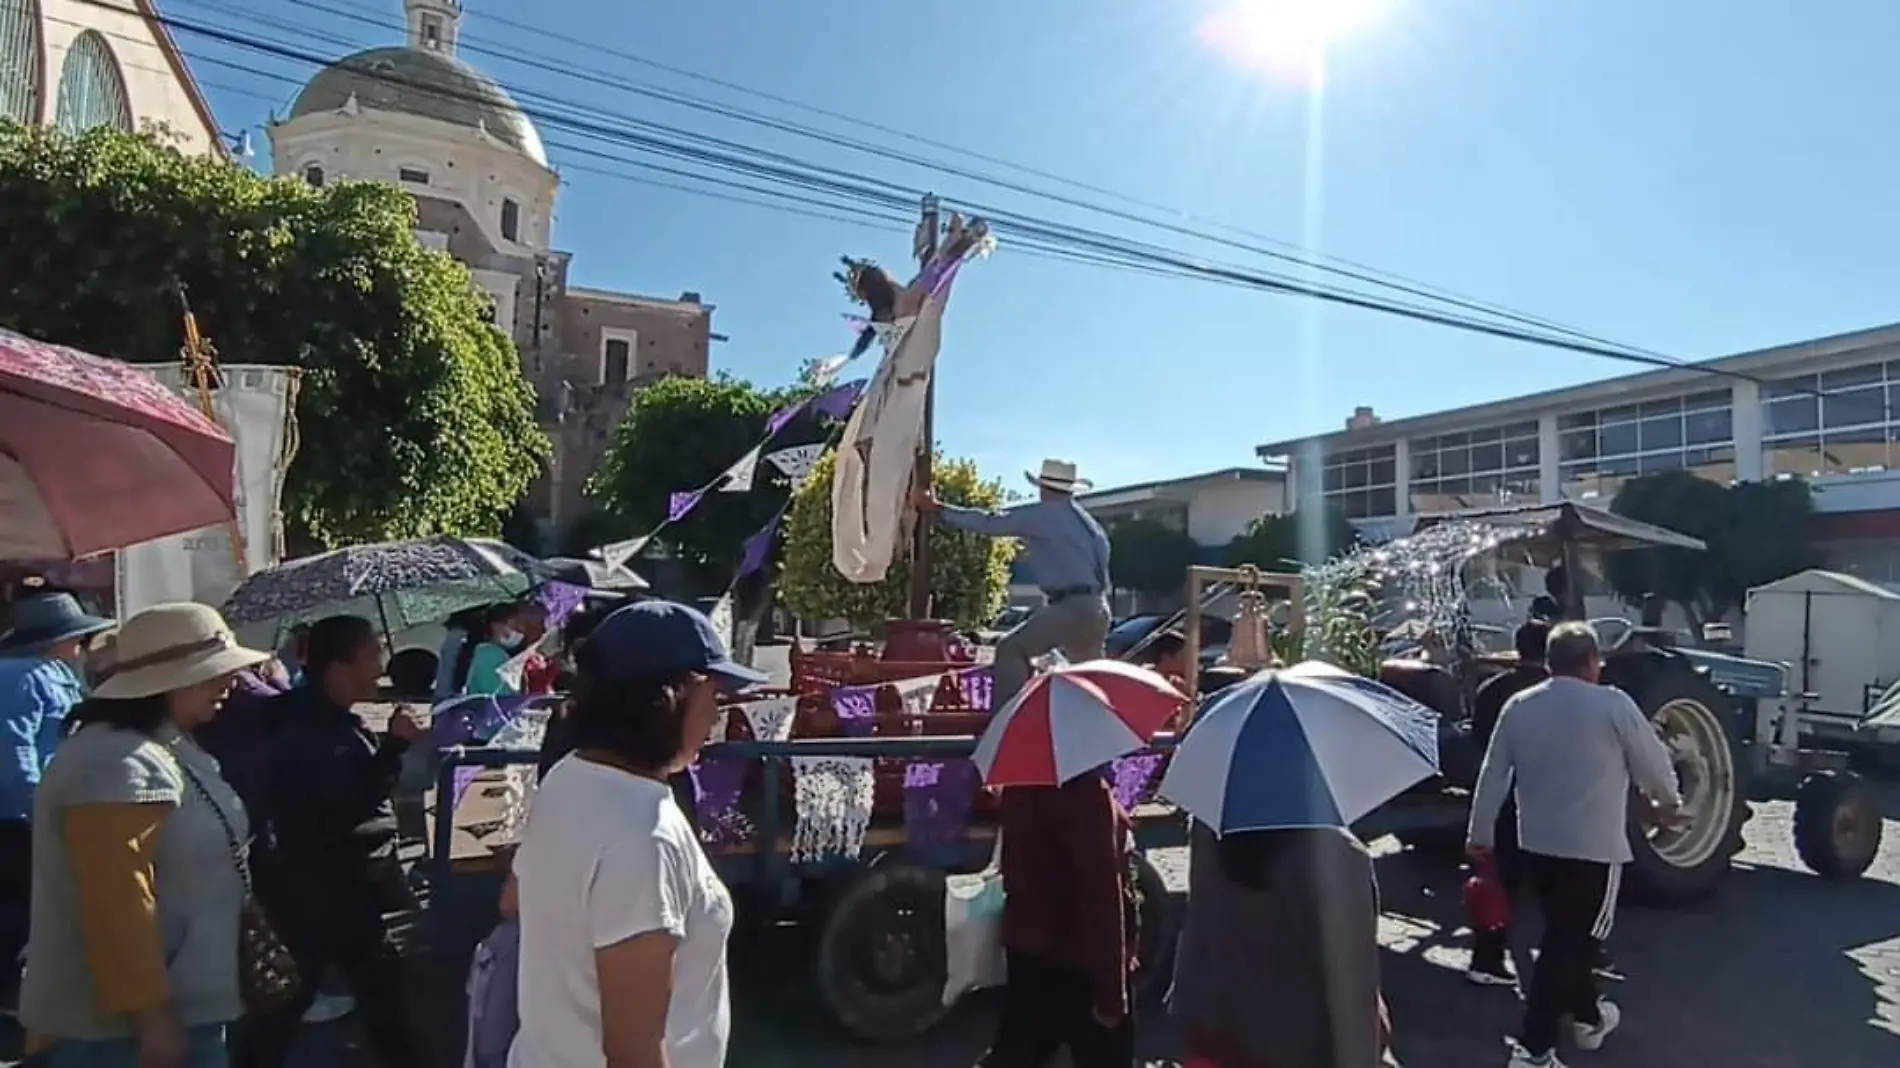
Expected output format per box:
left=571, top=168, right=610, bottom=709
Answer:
left=906, top=195, right=940, bottom=620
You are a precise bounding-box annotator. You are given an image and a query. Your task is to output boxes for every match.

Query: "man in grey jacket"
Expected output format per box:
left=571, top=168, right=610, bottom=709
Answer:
left=1467, top=621, right=1684, bottom=1068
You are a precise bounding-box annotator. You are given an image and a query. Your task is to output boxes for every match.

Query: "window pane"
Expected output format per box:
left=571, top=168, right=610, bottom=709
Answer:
left=1468, top=427, right=1502, bottom=445
left=1766, top=376, right=1818, bottom=399
left=1434, top=432, right=1469, bottom=449
left=1558, top=411, right=1596, bottom=431
left=1639, top=398, right=1683, bottom=419
left=1766, top=395, right=1819, bottom=435
left=1560, top=429, right=1597, bottom=461
left=1598, top=421, right=1640, bottom=457
left=1471, top=441, right=1504, bottom=472
left=1342, top=461, right=1369, bottom=489
left=1411, top=450, right=1440, bottom=480
left=1500, top=476, right=1540, bottom=504
left=1823, top=387, right=1886, bottom=429
left=1639, top=451, right=1684, bottom=474
left=1322, top=465, right=1344, bottom=492
left=1502, top=421, right=1539, bottom=439
left=1368, top=456, right=1396, bottom=486
left=1822, top=364, right=1884, bottom=392
left=1367, top=487, right=1397, bottom=517
left=1764, top=436, right=1823, bottom=479
left=1599, top=404, right=1641, bottom=424
left=1683, top=407, right=1732, bottom=445
left=1640, top=416, right=1683, bottom=450
left=1825, top=428, right=1888, bottom=475
left=1683, top=390, right=1729, bottom=412
left=1439, top=447, right=1470, bottom=476
left=1505, top=436, right=1539, bottom=468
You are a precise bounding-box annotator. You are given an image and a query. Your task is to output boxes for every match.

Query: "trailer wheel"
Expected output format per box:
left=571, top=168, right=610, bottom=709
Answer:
left=1794, top=770, right=1883, bottom=879
left=1620, top=669, right=1749, bottom=904
left=813, top=859, right=953, bottom=1043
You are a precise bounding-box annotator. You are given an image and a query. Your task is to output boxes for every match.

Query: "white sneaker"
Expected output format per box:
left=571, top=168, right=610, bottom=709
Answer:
left=1466, top=964, right=1516, bottom=987
left=303, top=992, right=357, bottom=1024
left=1572, top=999, right=1621, bottom=1051
left=1506, top=1040, right=1566, bottom=1067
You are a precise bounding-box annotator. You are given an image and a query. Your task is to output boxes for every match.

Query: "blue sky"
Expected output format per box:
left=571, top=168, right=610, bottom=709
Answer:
left=172, top=0, right=1900, bottom=493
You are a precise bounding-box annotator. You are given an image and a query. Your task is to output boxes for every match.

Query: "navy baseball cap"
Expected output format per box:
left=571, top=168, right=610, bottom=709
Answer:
left=586, top=600, right=769, bottom=691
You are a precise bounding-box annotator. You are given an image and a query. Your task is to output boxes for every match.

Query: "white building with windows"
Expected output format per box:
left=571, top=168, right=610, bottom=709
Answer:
left=267, top=0, right=713, bottom=537
left=1257, top=323, right=1900, bottom=588
left=2, top=0, right=222, bottom=152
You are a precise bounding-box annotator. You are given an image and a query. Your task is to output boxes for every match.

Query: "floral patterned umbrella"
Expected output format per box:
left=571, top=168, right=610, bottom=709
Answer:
left=222, top=535, right=539, bottom=633
left=0, top=327, right=236, bottom=560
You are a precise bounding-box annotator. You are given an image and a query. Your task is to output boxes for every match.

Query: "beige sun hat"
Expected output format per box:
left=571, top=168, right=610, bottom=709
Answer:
left=1025, top=458, right=1093, bottom=493
left=92, top=602, right=270, bottom=700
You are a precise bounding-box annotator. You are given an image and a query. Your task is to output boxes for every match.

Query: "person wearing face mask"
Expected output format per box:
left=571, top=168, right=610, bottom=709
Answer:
left=460, top=606, right=526, bottom=698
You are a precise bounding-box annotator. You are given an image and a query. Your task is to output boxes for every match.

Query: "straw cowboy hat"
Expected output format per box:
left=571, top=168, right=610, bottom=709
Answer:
left=93, top=602, right=269, bottom=700
left=1025, top=459, right=1093, bottom=494
left=0, top=593, right=114, bottom=653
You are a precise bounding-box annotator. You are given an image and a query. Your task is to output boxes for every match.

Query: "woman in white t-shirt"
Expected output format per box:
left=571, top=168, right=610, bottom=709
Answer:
left=508, top=600, right=767, bottom=1068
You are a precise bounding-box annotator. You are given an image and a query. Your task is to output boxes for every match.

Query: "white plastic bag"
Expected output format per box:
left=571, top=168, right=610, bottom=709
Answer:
left=941, top=863, right=1007, bottom=1006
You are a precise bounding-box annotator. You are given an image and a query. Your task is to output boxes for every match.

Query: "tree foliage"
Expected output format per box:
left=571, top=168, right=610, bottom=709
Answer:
left=0, top=123, right=546, bottom=547
left=587, top=375, right=803, bottom=574
left=1223, top=505, right=1361, bottom=571
left=778, top=451, right=1016, bottom=628
left=1604, top=470, right=1820, bottom=626
left=1107, top=518, right=1200, bottom=598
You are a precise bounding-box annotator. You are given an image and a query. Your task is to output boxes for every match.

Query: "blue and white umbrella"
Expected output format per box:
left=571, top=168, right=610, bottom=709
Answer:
left=1159, top=660, right=1440, bottom=834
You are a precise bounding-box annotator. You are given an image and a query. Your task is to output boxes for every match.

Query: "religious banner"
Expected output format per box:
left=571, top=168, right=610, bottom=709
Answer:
left=956, top=665, right=994, bottom=713
left=829, top=684, right=878, bottom=738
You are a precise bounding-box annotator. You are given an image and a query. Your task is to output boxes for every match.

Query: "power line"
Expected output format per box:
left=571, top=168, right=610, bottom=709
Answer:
left=66, top=0, right=1787, bottom=389
left=188, top=0, right=1664, bottom=361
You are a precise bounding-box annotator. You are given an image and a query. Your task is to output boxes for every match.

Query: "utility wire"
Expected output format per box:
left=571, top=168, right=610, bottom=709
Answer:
left=73, top=0, right=1789, bottom=389
left=190, top=0, right=1666, bottom=361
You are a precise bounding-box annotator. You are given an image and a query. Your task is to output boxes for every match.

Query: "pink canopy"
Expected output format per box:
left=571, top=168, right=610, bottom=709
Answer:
left=0, top=327, right=237, bottom=561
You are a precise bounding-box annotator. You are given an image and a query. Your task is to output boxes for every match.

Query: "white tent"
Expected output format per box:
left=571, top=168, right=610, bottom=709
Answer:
left=1744, top=569, right=1900, bottom=739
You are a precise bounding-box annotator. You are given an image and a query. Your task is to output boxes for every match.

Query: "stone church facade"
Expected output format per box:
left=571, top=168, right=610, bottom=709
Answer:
left=265, top=0, right=711, bottom=540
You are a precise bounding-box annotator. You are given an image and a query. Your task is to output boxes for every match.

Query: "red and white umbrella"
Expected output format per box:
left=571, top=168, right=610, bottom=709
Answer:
left=971, top=659, right=1186, bottom=787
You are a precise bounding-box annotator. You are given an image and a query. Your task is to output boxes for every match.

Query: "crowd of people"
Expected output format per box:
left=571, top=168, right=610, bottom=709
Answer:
left=0, top=465, right=1688, bottom=1068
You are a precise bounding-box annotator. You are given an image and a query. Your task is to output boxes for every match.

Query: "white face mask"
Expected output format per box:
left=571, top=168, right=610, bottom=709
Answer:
left=498, top=628, right=524, bottom=650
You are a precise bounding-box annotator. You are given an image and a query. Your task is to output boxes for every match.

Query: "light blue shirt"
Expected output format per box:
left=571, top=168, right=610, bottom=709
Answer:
left=0, top=654, right=84, bottom=821
left=938, top=497, right=1111, bottom=594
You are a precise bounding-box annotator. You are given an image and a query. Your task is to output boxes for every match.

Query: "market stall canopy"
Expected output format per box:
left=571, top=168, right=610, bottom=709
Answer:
left=0, top=327, right=236, bottom=560
left=1412, top=500, right=1706, bottom=556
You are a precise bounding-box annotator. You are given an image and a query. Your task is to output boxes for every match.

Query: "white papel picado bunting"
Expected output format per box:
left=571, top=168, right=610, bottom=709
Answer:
left=791, top=756, right=875, bottom=862
left=718, top=447, right=762, bottom=493
left=764, top=444, right=826, bottom=486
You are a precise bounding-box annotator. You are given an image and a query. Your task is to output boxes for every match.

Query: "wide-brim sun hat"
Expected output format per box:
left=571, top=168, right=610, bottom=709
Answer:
left=587, top=599, right=769, bottom=692
left=93, top=602, right=270, bottom=700
left=0, top=592, right=114, bottom=653
left=1024, top=458, right=1093, bottom=493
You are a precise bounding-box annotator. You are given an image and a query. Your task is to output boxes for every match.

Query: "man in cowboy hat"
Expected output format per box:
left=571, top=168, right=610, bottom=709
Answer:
left=916, top=458, right=1112, bottom=706
left=0, top=591, right=114, bottom=982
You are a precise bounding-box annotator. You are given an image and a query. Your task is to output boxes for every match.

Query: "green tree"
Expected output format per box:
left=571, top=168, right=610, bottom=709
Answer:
left=1223, top=505, right=1361, bottom=571
left=0, top=123, right=545, bottom=547
left=588, top=375, right=800, bottom=574
left=1605, top=470, right=1820, bottom=628
left=778, top=451, right=1016, bottom=627
left=1107, top=518, right=1200, bottom=599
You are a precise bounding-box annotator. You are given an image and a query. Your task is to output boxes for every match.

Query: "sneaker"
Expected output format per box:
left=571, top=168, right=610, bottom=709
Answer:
left=1592, top=950, right=1625, bottom=982
left=1506, top=1040, right=1566, bottom=1067
left=1466, top=964, right=1516, bottom=987
left=1572, top=999, right=1621, bottom=1051
left=303, top=993, right=357, bottom=1024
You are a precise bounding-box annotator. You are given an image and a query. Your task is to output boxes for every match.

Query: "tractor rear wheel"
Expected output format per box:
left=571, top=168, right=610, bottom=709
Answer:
left=1620, top=669, right=1749, bottom=904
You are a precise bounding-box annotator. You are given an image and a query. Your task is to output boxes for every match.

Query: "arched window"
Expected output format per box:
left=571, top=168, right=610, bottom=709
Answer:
left=0, top=0, right=42, bottom=123
left=53, top=30, right=131, bottom=133
left=500, top=197, right=520, bottom=242
left=302, top=163, right=325, bottom=187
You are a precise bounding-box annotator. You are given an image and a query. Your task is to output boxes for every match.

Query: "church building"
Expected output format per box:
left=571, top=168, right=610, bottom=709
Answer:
left=266, top=0, right=714, bottom=541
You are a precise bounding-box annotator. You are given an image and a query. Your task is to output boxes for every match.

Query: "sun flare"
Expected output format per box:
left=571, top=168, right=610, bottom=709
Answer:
left=1197, top=0, right=1389, bottom=85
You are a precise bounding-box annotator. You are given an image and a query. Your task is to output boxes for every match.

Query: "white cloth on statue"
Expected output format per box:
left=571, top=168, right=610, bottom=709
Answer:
left=831, top=278, right=957, bottom=583
left=789, top=756, right=875, bottom=862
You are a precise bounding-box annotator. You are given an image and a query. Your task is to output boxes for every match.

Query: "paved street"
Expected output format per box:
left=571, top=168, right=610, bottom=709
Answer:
left=360, top=791, right=1900, bottom=1068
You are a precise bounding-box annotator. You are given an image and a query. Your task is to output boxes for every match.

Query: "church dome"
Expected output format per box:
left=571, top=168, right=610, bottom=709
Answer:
left=289, top=46, right=546, bottom=166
